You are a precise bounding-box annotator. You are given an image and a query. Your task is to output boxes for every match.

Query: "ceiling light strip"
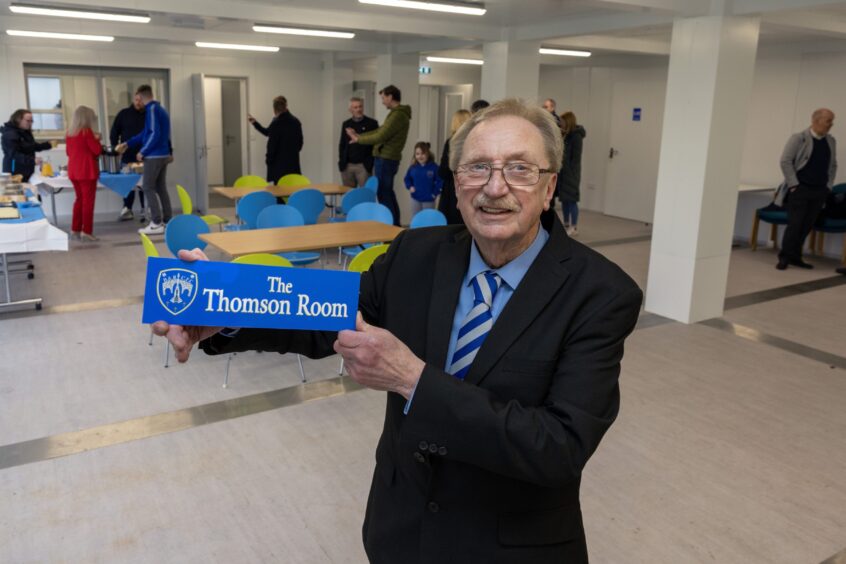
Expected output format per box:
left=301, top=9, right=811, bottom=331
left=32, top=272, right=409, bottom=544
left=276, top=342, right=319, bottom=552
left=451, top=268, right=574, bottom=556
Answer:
left=359, top=0, right=486, bottom=16
left=253, top=25, right=355, bottom=39
left=9, top=4, right=150, bottom=23
left=195, top=41, right=279, bottom=53
left=539, top=48, right=591, bottom=58
left=426, top=56, right=483, bottom=65
left=6, top=29, right=114, bottom=42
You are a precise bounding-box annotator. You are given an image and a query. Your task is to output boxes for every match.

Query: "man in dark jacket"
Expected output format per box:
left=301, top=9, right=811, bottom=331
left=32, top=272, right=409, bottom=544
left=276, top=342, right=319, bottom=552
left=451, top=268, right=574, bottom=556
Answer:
left=249, top=96, right=303, bottom=184
left=1, top=109, right=55, bottom=181
left=338, top=97, right=378, bottom=187
left=110, top=93, right=146, bottom=220
left=153, top=99, right=642, bottom=563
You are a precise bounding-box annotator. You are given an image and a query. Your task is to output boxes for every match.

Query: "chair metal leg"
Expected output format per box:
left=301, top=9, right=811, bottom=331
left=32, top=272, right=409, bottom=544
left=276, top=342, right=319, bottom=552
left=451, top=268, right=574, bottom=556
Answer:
left=297, top=354, right=306, bottom=382
left=750, top=212, right=759, bottom=251
left=148, top=330, right=154, bottom=346
left=770, top=224, right=779, bottom=250
left=224, top=353, right=235, bottom=388
left=163, top=340, right=170, bottom=368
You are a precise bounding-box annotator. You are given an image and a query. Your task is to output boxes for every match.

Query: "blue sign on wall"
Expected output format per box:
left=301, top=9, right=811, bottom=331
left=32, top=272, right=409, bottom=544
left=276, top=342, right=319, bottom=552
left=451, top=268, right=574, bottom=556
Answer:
left=142, top=257, right=360, bottom=331
left=633, top=107, right=642, bottom=121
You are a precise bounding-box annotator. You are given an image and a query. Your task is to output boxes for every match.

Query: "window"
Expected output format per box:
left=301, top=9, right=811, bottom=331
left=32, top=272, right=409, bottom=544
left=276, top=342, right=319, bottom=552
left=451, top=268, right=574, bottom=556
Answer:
left=24, top=65, right=168, bottom=140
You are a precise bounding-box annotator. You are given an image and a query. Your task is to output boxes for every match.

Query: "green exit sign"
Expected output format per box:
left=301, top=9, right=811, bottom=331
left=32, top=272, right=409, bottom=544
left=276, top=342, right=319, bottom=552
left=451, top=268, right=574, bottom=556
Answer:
left=419, top=66, right=432, bottom=75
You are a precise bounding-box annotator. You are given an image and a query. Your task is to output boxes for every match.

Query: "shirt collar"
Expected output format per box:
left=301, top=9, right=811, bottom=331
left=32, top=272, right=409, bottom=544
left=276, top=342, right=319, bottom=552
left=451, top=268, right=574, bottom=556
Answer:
left=465, top=224, right=550, bottom=291
left=810, top=128, right=825, bottom=140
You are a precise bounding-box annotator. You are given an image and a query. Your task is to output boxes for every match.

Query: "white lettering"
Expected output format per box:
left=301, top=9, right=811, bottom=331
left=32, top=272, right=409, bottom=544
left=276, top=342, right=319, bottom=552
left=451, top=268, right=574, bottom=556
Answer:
left=297, top=294, right=348, bottom=318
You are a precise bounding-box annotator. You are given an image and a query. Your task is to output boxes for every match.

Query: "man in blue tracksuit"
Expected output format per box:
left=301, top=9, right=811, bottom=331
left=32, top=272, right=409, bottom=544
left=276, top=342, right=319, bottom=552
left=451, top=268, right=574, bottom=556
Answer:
left=119, top=84, right=172, bottom=235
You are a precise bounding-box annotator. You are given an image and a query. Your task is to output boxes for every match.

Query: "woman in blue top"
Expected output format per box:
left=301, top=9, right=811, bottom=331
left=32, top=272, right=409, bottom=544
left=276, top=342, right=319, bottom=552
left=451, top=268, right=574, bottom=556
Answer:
left=404, top=141, right=443, bottom=214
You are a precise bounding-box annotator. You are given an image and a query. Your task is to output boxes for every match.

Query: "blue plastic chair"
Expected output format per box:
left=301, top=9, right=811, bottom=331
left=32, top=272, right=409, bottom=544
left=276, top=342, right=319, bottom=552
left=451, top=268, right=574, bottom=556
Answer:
left=410, top=209, right=447, bottom=228
left=341, top=202, right=394, bottom=266
left=810, top=183, right=846, bottom=264
left=255, top=205, right=321, bottom=266
left=224, top=190, right=276, bottom=231
left=287, top=188, right=326, bottom=225
left=164, top=214, right=210, bottom=257
left=329, top=188, right=377, bottom=223
left=363, top=176, right=378, bottom=193
left=750, top=202, right=788, bottom=251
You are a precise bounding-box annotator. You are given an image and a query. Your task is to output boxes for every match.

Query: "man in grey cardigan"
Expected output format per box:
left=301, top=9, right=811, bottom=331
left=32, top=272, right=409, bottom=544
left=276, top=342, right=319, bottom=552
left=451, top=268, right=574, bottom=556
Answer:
left=776, top=108, right=837, bottom=270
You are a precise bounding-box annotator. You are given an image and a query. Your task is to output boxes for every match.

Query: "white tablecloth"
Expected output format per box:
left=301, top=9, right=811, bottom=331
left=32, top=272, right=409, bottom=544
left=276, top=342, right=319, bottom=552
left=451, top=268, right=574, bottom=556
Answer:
left=0, top=218, right=68, bottom=254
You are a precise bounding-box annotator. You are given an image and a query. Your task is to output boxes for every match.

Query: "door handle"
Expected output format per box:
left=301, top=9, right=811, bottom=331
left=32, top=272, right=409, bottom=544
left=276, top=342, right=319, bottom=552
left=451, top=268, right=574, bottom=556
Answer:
left=609, top=148, right=619, bottom=159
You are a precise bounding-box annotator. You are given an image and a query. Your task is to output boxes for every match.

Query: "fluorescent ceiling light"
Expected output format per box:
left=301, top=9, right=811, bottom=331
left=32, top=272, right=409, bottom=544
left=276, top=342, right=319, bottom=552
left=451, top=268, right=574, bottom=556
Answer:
left=359, top=0, right=486, bottom=16
left=539, top=48, right=591, bottom=58
left=253, top=25, right=355, bottom=39
left=426, top=56, right=483, bottom=65
left=6, top=29, right=114, bottom=42
left=196, top=41, right=279, bottom=53
left=9, top=4, right=150, bottom=23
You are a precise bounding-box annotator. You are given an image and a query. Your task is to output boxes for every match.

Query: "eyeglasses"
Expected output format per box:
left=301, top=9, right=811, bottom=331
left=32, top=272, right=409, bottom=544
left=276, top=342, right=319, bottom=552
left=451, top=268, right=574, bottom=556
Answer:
left=454, top=162, right=555, bottom=188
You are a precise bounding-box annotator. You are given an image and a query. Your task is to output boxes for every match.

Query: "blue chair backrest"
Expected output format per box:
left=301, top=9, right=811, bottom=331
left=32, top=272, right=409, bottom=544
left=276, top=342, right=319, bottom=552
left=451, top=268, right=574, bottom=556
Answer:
left=165, top=214, right=210, bottom=256
left=237, top=191, right=277, bottom=229
left=410, top=209, right=447, bottom=228
left=340, top=188, right=376, bottom=215
left=363, top=176, right=378, bottom=193
left=287, top=188, right=325, bottom=225
left=256, top=204, right=306, bottom=229
left=832, top=183, right=846, bottom=194
left=346, top=202, right=394, bottom=225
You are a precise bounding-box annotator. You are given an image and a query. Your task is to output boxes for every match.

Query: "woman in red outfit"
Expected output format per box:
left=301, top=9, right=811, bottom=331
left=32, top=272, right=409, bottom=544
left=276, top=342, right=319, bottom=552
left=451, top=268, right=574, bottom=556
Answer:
left=66, top=106, right=102, bottom=241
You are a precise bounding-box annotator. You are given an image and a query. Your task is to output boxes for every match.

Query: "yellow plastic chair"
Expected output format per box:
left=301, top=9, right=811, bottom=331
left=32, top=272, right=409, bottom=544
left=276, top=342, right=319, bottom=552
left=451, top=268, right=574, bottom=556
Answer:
left=234, top=175, right=269, bottom=188
left=176, top=184, right=229, bottom=230
left=140, top=232, right=172, bottom=367
left=277, top=174, right=311, bottom=188
left=224, top=253, right=303, bottom=388
left=339, top=244, right=389, bottom=374
left=347, top=244, right=389, bottom=273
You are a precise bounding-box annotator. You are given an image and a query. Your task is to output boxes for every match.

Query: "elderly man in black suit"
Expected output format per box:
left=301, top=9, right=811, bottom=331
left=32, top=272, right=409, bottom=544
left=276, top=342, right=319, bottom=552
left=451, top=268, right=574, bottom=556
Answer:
left=248, top=95, right=303, bottom=184
left=154, top=98, right=642, bottom=563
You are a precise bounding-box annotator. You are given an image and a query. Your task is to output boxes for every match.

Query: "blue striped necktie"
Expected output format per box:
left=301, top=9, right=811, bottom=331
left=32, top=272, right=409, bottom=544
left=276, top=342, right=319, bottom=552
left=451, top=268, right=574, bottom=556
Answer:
left=449, top=271, right=503, bottom=380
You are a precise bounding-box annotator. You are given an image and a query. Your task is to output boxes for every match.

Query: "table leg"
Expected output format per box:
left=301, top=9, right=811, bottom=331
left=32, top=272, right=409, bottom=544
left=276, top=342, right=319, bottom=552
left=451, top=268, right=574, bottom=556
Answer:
left=0, top=253, right=43, bottom=311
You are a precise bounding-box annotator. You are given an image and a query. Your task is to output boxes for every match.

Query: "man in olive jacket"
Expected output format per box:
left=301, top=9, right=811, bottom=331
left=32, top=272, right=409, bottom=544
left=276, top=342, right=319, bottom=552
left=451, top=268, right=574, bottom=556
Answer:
left=346, top=85, right=411, bottom=226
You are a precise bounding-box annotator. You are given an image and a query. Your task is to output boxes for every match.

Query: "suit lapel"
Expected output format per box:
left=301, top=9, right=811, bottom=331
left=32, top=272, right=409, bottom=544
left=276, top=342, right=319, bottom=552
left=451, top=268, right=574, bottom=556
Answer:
left=464, top=220, right=572, bottom=386
left=425, top=230, right=472, bottom=368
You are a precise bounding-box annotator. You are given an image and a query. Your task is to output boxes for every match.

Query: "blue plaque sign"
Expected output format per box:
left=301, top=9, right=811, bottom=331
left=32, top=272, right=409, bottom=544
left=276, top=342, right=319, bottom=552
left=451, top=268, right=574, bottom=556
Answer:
left=142, top=257, right=360, bottom=331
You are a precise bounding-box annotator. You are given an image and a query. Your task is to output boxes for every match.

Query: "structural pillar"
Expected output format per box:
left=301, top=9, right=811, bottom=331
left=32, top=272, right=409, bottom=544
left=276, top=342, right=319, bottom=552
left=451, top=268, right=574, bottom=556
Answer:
left=645, top=14, right=760, bottom=323
left=480, top=40, right=541, bottom=103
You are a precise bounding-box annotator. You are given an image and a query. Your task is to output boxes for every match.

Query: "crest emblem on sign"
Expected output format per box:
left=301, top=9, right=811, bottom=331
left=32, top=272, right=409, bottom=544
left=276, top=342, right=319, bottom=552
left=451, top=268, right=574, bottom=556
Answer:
left=157, top=268, right=199, bottom=315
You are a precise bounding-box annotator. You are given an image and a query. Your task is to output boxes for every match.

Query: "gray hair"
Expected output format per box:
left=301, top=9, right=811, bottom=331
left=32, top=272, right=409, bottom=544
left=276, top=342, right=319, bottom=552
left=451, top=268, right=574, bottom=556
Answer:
left=449, top=98, right=563, bottom=172
left=350, top=96, right=364, bottom=104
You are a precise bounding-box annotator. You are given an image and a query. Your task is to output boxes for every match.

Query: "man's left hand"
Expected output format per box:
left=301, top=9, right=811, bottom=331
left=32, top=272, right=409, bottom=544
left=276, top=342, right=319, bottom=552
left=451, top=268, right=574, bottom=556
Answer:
left=345, top=127, right=359, bottom=143
left=136, top=152, right=144, bottom=162
left=335, top=312, right=424, bottom=399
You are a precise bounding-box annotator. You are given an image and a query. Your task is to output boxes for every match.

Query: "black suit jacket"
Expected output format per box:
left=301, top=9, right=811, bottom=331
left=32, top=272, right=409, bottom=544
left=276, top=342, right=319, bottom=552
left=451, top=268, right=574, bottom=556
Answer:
left=201, top=216, right=642, bottom=563
left=339, top=115, right=379, bottom=173
left=252, top=111, right=303, bottom=183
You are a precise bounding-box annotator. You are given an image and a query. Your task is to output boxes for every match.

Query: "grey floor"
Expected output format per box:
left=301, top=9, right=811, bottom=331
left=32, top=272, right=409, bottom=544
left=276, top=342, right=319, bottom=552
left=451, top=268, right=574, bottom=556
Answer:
left=1, top=205, right=844, bottom=563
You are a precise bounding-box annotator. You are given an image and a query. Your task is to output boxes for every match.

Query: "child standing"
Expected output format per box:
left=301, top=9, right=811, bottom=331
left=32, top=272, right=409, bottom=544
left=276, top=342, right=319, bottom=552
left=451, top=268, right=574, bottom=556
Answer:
left=66, top=105, right=102, bottom=241
left=404, top=142, right=443, bottom=214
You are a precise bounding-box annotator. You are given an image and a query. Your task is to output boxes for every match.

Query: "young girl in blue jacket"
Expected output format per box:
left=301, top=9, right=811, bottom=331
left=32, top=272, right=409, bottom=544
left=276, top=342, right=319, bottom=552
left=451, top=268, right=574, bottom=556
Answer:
left=404, top=142, right=443, bottom=214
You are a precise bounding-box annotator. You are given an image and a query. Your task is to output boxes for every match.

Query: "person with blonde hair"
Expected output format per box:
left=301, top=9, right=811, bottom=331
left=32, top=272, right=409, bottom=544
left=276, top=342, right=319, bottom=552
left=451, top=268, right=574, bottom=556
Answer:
left=65, top=105, right=102, bottom=241
left=437, top=108, right=472, bottom=224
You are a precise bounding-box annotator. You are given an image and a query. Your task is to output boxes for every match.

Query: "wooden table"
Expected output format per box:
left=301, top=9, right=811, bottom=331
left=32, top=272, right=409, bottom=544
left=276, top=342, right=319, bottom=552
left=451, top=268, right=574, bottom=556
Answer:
left=212, top=183, right=351, bottom=200
left=199, top=220, right=403, bottom=257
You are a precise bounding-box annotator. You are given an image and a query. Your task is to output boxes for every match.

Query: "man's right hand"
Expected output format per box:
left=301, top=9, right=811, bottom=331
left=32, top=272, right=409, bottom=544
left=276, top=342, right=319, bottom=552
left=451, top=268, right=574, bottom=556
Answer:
left=150, top=248, right=223, bottom=363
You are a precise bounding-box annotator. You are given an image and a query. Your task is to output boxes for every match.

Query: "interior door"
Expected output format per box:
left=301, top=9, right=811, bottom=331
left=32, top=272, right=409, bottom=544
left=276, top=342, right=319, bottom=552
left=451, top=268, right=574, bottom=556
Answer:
left=443, top=92, right=464, bottom=148
left=203, top=77, right=224, bottom=186
left=603, top=72, right=666, bottom=223
left=417, top=86, right=440, bottom=148
left=220, top=79, right=243, bottom=186
left=191, top=73, right=209, bottom=213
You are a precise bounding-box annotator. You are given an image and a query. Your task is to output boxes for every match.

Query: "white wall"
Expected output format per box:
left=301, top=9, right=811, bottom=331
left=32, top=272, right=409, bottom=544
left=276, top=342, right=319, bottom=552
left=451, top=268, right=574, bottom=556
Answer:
left=0, top=38, right=327, bottom=220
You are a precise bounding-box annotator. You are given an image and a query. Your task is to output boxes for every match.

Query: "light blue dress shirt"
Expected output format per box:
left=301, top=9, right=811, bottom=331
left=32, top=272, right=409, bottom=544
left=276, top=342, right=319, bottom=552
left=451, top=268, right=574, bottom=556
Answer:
left=404, top=225, right=550, bottom=414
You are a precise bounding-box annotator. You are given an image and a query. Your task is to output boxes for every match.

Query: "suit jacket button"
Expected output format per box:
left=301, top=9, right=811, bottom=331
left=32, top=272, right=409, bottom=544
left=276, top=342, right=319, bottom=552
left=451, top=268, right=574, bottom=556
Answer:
left=413, top=452, right=425, bottom=463
left=428, top=443, right=438, bottom=454
left=438, top=446, right=447, bottom=456
left=418, top=441, right=428, bottom=451
left=427, top=501, right=439, bottom=513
